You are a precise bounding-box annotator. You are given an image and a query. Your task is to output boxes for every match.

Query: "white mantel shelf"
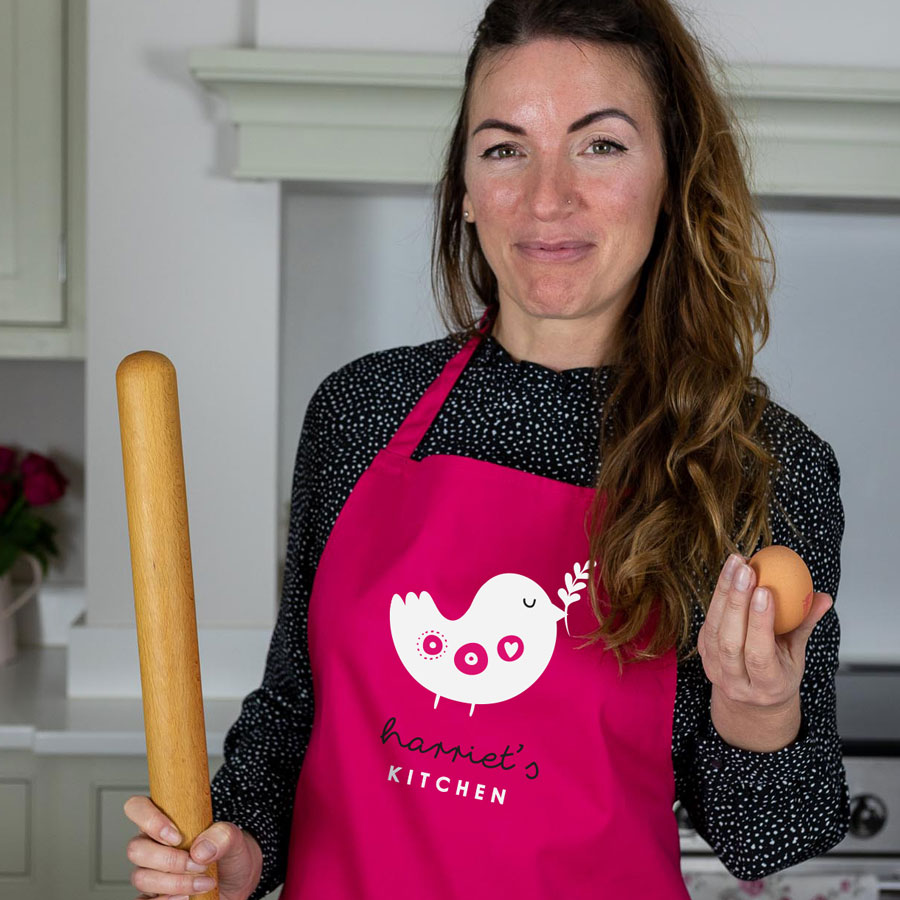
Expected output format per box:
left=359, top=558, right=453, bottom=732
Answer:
left=189, top=47, right=900, bottom=200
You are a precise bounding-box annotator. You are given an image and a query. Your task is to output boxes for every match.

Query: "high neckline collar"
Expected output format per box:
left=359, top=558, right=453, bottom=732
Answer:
left=474, top=333, right=618, bottom=380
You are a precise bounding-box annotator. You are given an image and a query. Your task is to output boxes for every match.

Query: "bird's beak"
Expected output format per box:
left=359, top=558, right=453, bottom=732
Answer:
left=550, top=605, right=566, bottom=623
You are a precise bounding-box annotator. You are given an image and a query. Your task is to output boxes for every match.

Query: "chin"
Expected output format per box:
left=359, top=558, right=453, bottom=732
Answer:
left=510, top=290, right=591, bottom=320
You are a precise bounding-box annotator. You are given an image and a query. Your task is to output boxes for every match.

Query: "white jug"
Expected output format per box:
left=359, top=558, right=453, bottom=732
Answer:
left=0, top=554, right=43, bottom=666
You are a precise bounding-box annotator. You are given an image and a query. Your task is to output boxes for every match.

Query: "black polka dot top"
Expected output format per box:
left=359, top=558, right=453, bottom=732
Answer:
left=211, top=333, right=851, bottom=898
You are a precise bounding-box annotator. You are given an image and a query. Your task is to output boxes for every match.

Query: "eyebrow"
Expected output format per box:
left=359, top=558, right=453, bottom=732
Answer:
left=471, top=107, right=640, bottom=138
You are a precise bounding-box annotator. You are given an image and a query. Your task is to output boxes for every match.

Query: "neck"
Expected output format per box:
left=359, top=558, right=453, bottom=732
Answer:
left=490, top=306, right=621, bottom=372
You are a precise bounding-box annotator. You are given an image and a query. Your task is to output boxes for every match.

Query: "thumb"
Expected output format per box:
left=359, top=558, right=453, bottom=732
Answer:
left=190, top=821, right=241, bottom=865
left=809, top=592, right=834, bottom=628
left=784, top=592, right=832, bottom=655
left=190, top=821, right=263, bottom=897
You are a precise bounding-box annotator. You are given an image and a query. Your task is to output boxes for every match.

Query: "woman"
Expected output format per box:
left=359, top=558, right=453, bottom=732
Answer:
left=124, top=1, right=851, bottom=897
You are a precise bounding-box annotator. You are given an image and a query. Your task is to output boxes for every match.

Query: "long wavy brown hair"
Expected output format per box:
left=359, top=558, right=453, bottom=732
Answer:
left=430, top=0, right=790, bottom=671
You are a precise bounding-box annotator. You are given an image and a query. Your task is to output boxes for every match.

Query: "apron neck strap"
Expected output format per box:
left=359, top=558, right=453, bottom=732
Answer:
left=385, top=308, right=494, bottom=459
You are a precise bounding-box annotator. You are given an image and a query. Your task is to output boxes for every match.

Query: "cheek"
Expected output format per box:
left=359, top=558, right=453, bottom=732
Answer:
left=594, top=178, right=663, bottom=244
left=474, top=181, right=520, bottom=218
left=593, top=178, right=643, bottom=216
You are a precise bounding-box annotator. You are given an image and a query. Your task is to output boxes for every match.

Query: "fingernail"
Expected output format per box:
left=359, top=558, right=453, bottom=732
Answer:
left=752, top=587, right=768, bottom=612
left=724, top=555, right=740, bottom=582
left=161, top=825, right=181, bottom=845
left=186, top=859, right=207, bottom=873
left=171, top=896, right=189, bottom=900
left=193, top=839, right=216, bottom=862
left=193, top=877, right=217, bottom=892
left=735, top=565, right=751, bottom=591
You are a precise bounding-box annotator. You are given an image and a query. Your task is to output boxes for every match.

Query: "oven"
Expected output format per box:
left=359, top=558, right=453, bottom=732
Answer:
left=676, top=666, right=900, bottom=898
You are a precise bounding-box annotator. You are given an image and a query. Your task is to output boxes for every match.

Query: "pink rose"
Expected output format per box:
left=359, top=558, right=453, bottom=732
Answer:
left=0, top=480, right=13, bottom=517
left=21, top=453, right=68, bottom=506
left=0, top=446, right=16, bottom=476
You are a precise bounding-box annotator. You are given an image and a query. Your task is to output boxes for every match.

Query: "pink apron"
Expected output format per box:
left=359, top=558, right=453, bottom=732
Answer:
left=281, top=326, right=689, bottom=899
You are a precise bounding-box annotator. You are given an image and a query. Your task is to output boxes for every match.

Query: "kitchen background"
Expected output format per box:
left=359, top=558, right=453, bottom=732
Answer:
left=1, top=1, right=898, bottom=897
left=1, top=0, right=898, bottom=687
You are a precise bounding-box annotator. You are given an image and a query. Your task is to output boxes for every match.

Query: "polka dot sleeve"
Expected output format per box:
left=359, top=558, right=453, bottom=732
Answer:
left=673, top=413, right=851, bottom=879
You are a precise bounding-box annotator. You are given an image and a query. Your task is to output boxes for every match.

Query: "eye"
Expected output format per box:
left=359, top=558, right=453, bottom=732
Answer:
left=479, top=138, right=626, bottom=161
left=480, top=142, right=519, bottom=160
left=587, top=138, right=626, bottom=156
left=523, top=597, right=536, bottom=608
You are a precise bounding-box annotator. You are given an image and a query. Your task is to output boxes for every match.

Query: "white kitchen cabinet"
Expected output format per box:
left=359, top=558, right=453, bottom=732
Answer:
left=0, top=649, right=279, bottom=899
left=55, top=755, right=225, bottom=898
left=0, top=779, right=29, bottom=875
left=0, top=751, right=223, bottom=898
left=0, top=0, right=85, bottom=359
left=0, top=749, right=51, bottom=899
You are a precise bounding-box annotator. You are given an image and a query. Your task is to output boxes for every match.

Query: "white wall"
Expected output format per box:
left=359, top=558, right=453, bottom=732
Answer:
left=258, top=0, right=900, bottom=67
left=755, top=204, right=899, bottom=662
left=84, top=0, right=279, bottom=630
left=269, top=1, right=900, bottom=663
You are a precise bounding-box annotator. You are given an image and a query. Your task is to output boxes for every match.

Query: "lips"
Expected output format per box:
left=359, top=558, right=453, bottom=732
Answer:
left=518, top=240, right=591, bottom=251
left=515, top=241, right=594, bottom=262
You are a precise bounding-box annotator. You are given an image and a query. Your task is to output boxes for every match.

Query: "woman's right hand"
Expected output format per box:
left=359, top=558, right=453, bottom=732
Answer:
left=124, top=795, right=263, bottom=900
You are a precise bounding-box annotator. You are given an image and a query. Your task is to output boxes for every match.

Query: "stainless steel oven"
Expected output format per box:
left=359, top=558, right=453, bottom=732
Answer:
left=676, top=665, right=900, bottom=897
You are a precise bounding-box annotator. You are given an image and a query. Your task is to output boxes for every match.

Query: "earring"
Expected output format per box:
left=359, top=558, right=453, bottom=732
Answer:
left=463, top=210, right=470, bottom=219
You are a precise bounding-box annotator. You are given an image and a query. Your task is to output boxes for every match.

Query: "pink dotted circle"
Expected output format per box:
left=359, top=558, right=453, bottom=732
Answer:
left=416, top=631, right=447, bottom=660
left=454, top=642, right=488, bottom=675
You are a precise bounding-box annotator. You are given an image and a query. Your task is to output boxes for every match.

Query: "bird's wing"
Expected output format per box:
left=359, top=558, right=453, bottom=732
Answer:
left=390, top=590, right=450, bottom=631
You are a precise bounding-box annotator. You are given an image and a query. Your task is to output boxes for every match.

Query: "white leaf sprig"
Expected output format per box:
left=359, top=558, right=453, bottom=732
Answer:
left=557, top=560, right=589, bottom=636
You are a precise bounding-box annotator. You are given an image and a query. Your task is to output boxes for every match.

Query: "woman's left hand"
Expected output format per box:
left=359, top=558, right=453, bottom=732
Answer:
left=697, top=553, right=833, bottom=711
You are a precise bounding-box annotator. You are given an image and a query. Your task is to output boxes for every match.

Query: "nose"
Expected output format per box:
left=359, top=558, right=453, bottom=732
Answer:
left=525, top=157, right=576, bottom=220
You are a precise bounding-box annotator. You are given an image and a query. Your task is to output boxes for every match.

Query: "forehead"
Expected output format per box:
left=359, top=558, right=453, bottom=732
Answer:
left=469, top=38, right=656, bottom=120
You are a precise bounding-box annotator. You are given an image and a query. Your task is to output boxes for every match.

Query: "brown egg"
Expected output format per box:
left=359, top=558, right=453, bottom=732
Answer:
left=748, top=545, right=814, bottom=634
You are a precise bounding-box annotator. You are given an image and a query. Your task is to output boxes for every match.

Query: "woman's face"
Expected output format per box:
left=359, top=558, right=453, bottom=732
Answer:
left=462, top=38, right=668, bottom=331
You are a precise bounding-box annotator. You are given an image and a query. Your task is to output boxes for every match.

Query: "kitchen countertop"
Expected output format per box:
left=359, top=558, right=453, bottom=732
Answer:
left=0, top=646, right=243, bottom=755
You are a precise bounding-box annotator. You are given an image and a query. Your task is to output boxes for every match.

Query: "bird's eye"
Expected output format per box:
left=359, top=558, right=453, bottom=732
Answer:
left=523, top=597, right=536, bottom=608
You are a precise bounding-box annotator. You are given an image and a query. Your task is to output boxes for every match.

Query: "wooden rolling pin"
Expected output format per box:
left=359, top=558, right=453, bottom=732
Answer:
left=116, top=351, right=217, bottom=900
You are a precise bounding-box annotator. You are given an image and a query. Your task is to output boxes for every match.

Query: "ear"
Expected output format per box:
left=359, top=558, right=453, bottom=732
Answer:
left=462, top=191, right=473, bottom=223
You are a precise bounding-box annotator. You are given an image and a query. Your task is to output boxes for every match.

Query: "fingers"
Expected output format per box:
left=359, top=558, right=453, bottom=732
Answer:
left=123, top=794, right=182, bottom=847
left=126, top=834, right=209, bottom=875
left=715, top=557, right=755, bottom=685
left=743, top=583, right=777, bottom=677
left=129, top=860, right=216, bottom=897
left=702, top=554, right=748, bottom=677
left=124, top=795, right=218, bottom=897
left=701, top=553, right=742, bottom=641
left=701, top=553, right=778, bottom=692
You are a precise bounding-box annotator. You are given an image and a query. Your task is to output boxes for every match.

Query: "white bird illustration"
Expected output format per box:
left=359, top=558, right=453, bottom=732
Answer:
left=389, top=569, right=582, bottom=716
